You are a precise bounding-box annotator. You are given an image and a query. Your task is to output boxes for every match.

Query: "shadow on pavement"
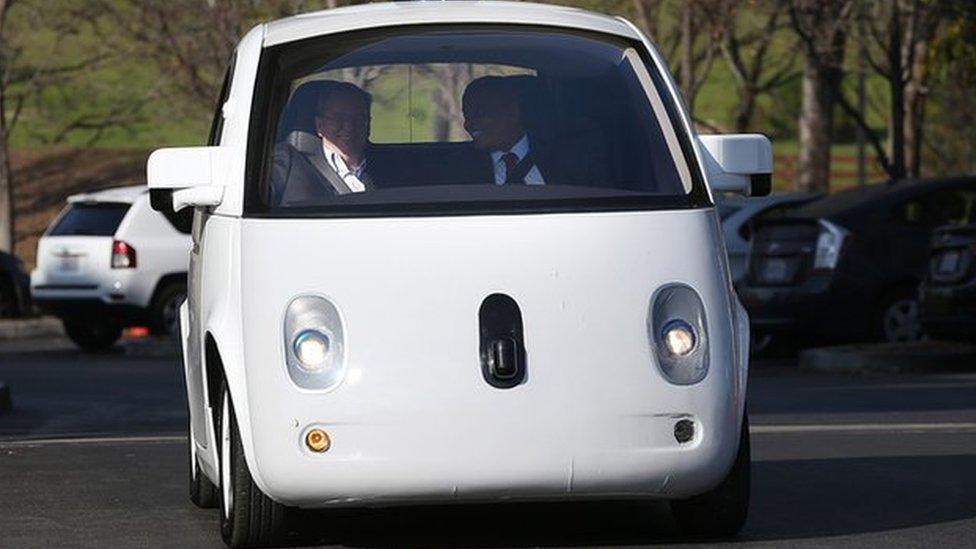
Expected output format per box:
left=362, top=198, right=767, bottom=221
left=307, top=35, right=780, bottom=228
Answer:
left=744, top=455, right=976, bottom=541
left=263, top=455, right=975, bottom=547
left=280, top=500, right=681, bottom=548
left=0, top=343, right=186, bottom=440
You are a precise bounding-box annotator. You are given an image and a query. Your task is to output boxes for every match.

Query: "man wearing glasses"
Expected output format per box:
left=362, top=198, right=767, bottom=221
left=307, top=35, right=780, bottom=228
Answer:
left=314, top=82, right=374, bottom=193
left=272, top=80, right=382, bottom=205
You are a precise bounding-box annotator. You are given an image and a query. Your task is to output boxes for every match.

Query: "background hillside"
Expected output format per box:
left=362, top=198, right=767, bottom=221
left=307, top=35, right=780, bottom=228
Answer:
left=10, top=148, right=149, bottom=266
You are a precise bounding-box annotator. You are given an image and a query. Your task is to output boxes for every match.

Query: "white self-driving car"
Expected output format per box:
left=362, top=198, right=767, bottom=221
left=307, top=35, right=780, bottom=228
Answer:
left=147, top=3, right=771, bottom=546
left=31, top=185, right=191, bottom=350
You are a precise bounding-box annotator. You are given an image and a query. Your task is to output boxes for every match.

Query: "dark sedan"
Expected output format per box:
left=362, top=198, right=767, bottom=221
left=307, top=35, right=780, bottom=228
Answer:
left=0, top=250, right=31, bottom=318
left=919, top=223, right=976, bottom=342
left=739, top=177, right=976, bottom=344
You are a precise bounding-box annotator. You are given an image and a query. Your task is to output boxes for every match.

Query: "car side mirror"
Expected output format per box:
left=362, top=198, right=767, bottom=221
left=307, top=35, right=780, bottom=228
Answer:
left=698, top=134, right=772, bottom=197
left=147, top=146, right=234, bottom=213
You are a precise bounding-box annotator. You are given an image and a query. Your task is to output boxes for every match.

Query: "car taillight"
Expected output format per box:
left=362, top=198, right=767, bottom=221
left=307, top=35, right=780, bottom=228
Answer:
left=111, top=240, right=136, bottom=269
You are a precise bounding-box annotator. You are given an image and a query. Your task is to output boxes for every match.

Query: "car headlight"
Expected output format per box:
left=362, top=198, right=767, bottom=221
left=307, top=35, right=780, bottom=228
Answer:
left=284, top=296, right=346, bottom=390
left=813, top=219, right=849, bottom=270
left=662, top=319, right=697, bottom=356
left=293, top=329, right=331, bottom=372
left=648, top=285, right=708, bottom=385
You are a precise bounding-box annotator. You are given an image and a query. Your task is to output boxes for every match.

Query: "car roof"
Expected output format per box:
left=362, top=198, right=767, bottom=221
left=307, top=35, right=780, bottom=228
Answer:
left=263, top=1, right=643, bottom=47
left=66, top=184, right=146, bottom=205
left=788, top=177, right=976, bottom=222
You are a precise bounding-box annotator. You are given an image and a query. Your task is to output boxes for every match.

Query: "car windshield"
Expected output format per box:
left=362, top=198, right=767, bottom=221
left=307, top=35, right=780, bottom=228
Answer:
left=48, top=203, right=130, bottom=236
left=246, top=25, right=708, bottom=216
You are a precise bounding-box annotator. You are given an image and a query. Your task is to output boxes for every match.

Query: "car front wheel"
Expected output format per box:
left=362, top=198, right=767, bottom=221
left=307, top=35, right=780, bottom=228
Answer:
left=217, top=383, right=288, bottom=548
left=670, top=413, right=751, bottom=538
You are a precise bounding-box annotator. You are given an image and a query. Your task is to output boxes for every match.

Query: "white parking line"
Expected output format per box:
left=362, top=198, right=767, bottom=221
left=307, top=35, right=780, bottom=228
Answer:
left=750, top=423, right=976, bottom=434
left=0, top=435, right=186, bottom=448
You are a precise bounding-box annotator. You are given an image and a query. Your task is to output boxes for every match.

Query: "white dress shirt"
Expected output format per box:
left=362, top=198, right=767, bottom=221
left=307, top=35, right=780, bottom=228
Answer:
left=490, top=135, right=545, bottom=185
left=323, top=145, right=367, bottom=193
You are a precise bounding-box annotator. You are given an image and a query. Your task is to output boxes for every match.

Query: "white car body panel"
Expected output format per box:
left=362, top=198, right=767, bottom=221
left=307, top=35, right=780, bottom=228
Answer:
left=263, top=2, right=641, bottom=47
left=31, top=187, right=190, bottom=309
left=231, top=210, right=745, bottom=506
left=179, top=1, right=754, bottom=509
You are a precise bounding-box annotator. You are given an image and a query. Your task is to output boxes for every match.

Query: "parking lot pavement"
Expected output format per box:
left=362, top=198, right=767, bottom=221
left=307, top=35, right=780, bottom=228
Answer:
left=1, top=339, right=975, bottom=548
left=0, top=337, right=185, bottom=440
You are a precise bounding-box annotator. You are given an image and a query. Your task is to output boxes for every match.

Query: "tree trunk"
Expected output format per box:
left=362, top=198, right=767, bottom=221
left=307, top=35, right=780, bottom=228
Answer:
left=797, top=57, right=833, bottom=193
left=887, top=1, right=907, bottom=181
left=632, top=0, right=660, bottom=39
left=679, top=2, right=695, bottom=111
left=733, top=87, right=756, bottom=133
left=904, top=10, right=934, bottom=179
left=0, top=115, right=12, bottom=254
left=0, top=0, right=14, bottom=254
left=904, top=57, right=926, bottom=178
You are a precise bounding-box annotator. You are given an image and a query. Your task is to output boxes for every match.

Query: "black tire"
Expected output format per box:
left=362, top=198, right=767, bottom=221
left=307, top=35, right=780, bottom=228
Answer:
left=150, top=282, right=187, bottom=337
left=671, top=413, right=751, bottom=539
left=189, top=436, right=218, bottom=508
left=63, top=320, right=122, bottom=352
left=0, top=276, right=17, bottom=318
left=217, top=383, right=288, bottom=548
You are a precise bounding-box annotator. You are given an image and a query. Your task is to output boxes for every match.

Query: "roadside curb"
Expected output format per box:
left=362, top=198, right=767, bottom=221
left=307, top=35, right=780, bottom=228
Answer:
left=800, top=342, right=976, bottom=374
left=0, top=317, right=64, bottom=341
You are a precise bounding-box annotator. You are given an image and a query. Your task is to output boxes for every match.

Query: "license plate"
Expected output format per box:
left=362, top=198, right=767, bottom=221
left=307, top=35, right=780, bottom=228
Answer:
left=59, top=256, right=80, bottom=272
left=761, top=258, right=790, bottom=282
left=937, top=251, right=960, bottom=274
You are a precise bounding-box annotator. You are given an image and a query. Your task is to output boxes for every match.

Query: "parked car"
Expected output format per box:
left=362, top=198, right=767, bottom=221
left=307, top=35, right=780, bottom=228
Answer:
left=30, top=185, right=191, bottom=351
left=740, top=177, right=976, bottom=344
left=147, top=3, right=773, bottom=545
left=919, top=222, right=976, bottom=342
left=716, top=192, right=821, bottom=285
left=0, top=250, right=31, bottom=318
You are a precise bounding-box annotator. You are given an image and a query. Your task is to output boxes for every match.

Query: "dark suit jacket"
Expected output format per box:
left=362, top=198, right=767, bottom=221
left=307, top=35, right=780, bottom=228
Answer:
left=473, top=135, right=610, bottom=187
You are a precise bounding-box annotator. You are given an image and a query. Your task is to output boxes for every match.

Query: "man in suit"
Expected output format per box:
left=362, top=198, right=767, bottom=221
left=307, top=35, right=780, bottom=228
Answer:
left=272, top=81, right=393, bottom=206
left=461, top=76, right=608, bottom=188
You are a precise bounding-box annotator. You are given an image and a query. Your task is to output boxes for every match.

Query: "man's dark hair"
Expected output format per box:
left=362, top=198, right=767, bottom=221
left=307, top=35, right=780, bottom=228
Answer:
left=462, top=75, right=520, bottom=104
left=314, top=80, right=373, bottom=116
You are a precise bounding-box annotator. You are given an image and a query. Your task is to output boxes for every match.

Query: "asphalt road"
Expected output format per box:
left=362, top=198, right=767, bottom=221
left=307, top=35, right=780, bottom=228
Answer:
left=1, top=337, right=974, bottom=548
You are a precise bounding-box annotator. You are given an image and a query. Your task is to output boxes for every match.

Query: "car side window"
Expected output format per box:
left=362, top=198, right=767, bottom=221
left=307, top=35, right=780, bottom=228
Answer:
left=900, top=199, right=927, bottom=226
left=897, top=188, right=975, bottom=228
left=741, top=204, right=795, bottom=241
left=928, top=188, right=975, bottom=227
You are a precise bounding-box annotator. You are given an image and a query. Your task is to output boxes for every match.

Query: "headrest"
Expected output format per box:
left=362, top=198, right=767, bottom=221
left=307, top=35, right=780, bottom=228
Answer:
left=276, top=81, right=332, bottom=141
left=506, top=75, right=555, bottom=143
